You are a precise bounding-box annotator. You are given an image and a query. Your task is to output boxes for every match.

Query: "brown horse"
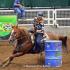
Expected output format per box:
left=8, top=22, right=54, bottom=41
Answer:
left=1, top=26, right=70, bottom=67
left=0, top=26, right=33, bottom=67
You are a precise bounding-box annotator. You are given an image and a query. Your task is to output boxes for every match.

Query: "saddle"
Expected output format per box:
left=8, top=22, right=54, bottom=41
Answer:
left=29, top=30, right=49, bottom=44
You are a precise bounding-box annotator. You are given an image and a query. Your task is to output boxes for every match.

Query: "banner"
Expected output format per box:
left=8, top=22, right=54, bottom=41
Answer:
left=0, top=15, right=17, bottom=40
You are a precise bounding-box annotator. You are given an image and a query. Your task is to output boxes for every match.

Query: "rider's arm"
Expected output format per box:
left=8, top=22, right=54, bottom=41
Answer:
left=15, top=4, right=22, bottom=7
left=32, top=18, right=37, bottom=32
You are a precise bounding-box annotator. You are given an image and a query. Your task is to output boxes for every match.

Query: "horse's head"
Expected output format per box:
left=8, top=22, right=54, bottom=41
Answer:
left=9, top=26, right=21, bottom=43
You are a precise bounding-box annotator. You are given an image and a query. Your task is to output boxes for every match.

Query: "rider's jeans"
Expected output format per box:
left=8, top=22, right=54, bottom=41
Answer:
left=34, top=33, right=43, bottom=52
left=14, top=7, right=25, bottom=18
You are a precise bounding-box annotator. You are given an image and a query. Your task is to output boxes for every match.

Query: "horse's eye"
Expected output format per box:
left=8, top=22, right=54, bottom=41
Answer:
left=13, top=32, right=17, bottom=34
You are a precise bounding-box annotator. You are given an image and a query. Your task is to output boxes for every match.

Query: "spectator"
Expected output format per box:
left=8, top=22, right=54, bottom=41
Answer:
left=13, top=0, right=25, bottom=18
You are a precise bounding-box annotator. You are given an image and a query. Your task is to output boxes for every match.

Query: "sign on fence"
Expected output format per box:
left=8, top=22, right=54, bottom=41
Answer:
left=0, top=15, right=17, bottom=40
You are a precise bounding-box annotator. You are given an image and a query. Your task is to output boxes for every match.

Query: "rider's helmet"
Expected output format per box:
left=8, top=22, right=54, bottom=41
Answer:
left=37, top=11, right=44, bottom=17
left=36, top=11, right=44, bottom=23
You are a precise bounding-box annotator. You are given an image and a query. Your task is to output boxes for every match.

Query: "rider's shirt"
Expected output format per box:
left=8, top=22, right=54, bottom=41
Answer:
left=33, top=17, right=44, bottom=33
left=35, top=23, right=44, bottom=30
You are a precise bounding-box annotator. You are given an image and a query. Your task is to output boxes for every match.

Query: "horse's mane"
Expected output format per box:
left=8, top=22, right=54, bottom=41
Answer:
left=18, top=28, right=32, bottom=41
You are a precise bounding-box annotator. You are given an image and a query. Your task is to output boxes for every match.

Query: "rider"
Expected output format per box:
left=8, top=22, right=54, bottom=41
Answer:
left=13, top=0, right=25, bottom=18
left=33, top=11, right=45, bottom=53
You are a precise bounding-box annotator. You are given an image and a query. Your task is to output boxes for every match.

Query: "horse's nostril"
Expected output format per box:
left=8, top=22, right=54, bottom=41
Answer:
left=9, top=39, right=12, bottom=41
left=9, top=39, right=15, bottom=45
left=9, top=39, right=14, bottom=42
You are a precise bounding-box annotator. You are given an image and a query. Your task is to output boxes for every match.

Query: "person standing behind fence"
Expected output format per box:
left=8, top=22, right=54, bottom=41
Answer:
left=32, top=11, right=45, bottom=53
left=13, top=0, right=25, bottom=18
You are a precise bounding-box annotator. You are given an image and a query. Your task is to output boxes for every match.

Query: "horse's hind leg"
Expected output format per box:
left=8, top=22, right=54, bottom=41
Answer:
left=63, top=46, right=68, bottom=54
left=66, top=37, right=70, bottom=53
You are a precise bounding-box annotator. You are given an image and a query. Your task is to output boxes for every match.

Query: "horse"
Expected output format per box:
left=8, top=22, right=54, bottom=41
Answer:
left=0, top=26, right=34, bottom=67
left=1, top=26, right=70, bottom=67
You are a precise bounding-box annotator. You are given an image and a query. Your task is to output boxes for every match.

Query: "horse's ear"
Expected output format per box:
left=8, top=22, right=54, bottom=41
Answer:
left=12, top=26, right=14, bottom=28
left=12, top=26, right=18, bottom=29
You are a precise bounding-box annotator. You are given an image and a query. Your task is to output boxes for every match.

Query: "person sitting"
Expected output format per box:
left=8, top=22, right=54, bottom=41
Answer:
left=13, top=0, right=25, bottom=18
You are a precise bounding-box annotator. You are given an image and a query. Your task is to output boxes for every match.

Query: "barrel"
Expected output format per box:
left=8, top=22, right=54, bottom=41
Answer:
left=44, top=40, right=62, bottom=67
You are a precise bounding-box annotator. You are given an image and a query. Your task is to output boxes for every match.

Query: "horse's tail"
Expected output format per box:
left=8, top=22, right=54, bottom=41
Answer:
left=59, top=36, right=67, bottom=46
left=59, top=36, right=68, bottom=53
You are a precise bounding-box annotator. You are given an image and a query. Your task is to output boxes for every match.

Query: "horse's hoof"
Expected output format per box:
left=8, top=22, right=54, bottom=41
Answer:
left=2, top=61, right=10, bottom=68
left=0, top=63, right=3, bottom=67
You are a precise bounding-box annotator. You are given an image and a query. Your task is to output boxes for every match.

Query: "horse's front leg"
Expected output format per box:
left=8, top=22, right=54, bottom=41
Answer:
left=1, top=52, right=24, bottom=67
left=9, top=52, right=24, bottom=61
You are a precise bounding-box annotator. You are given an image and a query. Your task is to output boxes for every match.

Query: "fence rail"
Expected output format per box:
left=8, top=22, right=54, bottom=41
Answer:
left=0, top=8, right=70, bottom=27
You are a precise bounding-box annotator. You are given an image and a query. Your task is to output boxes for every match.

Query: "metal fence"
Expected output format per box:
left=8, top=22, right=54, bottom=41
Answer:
left=55, top=9, right=70, bottom=27
left=20, top=8, right=70, bottom=27
left=0, top=8, right=70, bottom=27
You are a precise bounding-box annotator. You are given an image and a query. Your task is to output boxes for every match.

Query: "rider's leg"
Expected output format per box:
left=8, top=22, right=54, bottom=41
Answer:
left=35, top=33, right=43, bottom=52
left=14, top=8, right=21, bottom=18
left=20, top=7, right=25, bottom=18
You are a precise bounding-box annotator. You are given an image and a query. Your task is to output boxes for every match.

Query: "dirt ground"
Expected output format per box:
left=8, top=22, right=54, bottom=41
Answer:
left=0, top=42, right=70, bottom=70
